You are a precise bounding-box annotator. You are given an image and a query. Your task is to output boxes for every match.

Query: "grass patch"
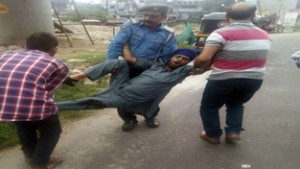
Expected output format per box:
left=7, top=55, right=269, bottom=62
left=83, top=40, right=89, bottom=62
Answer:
left=55, top=77, right=109, bottom=101
left=0, top=123, right=18, bottom=150
left=62, top=52, right=106, bottom=68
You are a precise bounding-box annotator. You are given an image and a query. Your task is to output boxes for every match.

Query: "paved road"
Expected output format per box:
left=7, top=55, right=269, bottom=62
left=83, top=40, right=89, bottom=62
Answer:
left=1, top=32, right=300, bottom=169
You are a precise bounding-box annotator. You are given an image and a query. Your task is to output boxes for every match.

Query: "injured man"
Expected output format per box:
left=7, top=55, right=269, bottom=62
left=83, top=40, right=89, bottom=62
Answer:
left=57, top=45, right=203, bottom=131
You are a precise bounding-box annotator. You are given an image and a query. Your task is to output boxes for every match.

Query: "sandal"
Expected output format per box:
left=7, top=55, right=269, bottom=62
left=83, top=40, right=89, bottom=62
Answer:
left=46, top=156, right=64, bottom=169
left=29, top=156, right=64, bottom=169
left=25, top=158, right=31, bottom=163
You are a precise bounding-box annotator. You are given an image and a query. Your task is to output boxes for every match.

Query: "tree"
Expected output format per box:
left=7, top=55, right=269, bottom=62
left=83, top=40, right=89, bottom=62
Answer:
left=77, top=3, right=108, bottom=21
left=63, top=3, right=108, bottom=22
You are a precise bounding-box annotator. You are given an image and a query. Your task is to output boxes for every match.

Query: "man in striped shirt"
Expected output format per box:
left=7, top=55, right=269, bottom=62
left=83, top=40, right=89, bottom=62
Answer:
left=0, top=32, right=69, bottom=168
left=193, top=2, right=271, bottom=144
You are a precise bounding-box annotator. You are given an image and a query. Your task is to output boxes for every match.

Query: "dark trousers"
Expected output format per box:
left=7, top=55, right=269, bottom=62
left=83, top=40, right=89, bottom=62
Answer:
left=14, top=114, right=62, bottom=167
left=200, top=79, right=263, bottom=138
left=117, top=106, right=160, bottom=123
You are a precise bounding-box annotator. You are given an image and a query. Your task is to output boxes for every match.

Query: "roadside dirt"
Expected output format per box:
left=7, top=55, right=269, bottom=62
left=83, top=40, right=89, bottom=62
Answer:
left=55, top=24, right=116, bottom=60
left=55, top=22, right=199, bottom=60
left=0, top=22, right=199, bottom=61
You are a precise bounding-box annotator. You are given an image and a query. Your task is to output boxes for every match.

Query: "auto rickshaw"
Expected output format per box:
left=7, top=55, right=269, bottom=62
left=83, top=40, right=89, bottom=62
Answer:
left=193, top=12, right=228, bottom=52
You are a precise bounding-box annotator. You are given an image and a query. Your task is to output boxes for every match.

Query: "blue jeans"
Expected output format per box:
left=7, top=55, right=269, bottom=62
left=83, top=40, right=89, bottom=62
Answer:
left=200, top=79, right=263, bottom=138
left=14, top=114, right=62, bottom=167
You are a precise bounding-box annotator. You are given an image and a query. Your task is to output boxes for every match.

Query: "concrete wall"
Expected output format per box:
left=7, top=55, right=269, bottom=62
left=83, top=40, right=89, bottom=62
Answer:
left=0, top=0, right=54, bottom=46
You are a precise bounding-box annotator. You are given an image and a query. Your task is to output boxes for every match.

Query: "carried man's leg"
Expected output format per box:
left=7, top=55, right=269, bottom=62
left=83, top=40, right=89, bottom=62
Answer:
left=84, top=59, right=130, bottom=88
left=57, top=97, right=106, bottom=110
left=57, top=60, right=130, bottom=111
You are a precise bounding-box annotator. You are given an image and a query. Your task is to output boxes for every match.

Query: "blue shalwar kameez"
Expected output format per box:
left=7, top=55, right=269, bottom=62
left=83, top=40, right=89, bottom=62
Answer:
left=57, top=59, right=192, bottom=120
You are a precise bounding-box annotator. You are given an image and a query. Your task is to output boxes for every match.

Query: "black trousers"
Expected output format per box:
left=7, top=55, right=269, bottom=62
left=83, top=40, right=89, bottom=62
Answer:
left=14, top=114, right=62, bottom=167
left=117, top=107, right=160, bottom=122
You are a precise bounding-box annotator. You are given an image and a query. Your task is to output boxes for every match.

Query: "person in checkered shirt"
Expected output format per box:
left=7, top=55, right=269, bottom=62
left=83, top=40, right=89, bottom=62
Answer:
left=0, top=32, right=71, bottom=169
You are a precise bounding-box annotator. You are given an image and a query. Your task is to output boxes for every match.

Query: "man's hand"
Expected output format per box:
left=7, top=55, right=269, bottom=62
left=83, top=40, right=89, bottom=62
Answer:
left=190, top=68, right=207, bottom=75
left=110, top=68, right=120, bottom=74
left=63, top=77, right=79, bottom=86
left=123, top=44, right=137, bottom=64
left=193, top=46, right=218, bottom=69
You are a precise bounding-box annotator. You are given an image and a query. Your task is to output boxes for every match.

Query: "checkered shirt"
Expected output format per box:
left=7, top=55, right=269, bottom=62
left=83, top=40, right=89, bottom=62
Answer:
left=0, top=50, right=69, bottom=121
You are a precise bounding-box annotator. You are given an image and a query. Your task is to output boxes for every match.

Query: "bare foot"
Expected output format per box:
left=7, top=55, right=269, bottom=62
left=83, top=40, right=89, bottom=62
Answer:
left=46, top=156, right=64, bottom=169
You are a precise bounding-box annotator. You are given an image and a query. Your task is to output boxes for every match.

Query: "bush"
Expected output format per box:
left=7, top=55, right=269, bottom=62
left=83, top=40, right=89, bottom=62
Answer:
left=61, top=3, right=108, bottom=22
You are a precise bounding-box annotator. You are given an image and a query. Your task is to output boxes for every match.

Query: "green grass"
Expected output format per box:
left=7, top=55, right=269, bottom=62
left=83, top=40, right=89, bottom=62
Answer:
left=0, top=52, right=108, bottom=151
left=61, top=53, right=105, bottom=68
left=0, top=123, right=18, bottom=150
left=55, top=78, right=109, bottom=101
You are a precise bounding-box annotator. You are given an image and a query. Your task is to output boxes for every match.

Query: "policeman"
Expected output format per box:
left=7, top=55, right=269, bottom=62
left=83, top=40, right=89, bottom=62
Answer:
left=106, top=3, right=176, bottom=65
left=104, top=4, right=176, bottom=129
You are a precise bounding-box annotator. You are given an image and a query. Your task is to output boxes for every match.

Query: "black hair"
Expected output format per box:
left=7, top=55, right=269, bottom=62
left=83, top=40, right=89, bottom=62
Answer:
left=26, top=32, right=58, bottom=52
left=227, top=3, right=257, bottom=20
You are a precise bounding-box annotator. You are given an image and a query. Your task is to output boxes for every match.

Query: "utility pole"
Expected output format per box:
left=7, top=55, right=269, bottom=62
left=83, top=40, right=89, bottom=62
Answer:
left=257, top=0, right=262, bottom=16
left=174, top=0, right=179, bottom=17
left=0, top=0, right=54, bottom=46
left=106, top=0, right=108, bottom=13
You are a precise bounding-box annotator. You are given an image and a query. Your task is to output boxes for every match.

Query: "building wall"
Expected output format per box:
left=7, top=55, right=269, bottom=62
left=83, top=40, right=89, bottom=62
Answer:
left=263, top=0, right=297, bottom=13
left=246, top=0, right=298, bottom=14
left=108, top=0, right=170, bottom=17
left=172, top=0, right=205, bottom=14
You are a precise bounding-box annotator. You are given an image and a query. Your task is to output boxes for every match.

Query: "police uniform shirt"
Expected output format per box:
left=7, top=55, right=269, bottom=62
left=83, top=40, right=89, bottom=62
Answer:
left=106, top=20, right=176, bottom=63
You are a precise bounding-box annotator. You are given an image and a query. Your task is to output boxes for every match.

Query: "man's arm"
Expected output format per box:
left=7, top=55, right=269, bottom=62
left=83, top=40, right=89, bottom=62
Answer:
left=106, top=21, right=132, bottom=60
left=194, top=31, right=224, bottom=70
left=193, top=46, right=219, bottom=70
left=122, top=44, right=154, bottom=70
left=70, top=73, right=87, bottom=81
left=122, top=44, right=137, bottom=64
left=46, top=62, right=69, bottom=91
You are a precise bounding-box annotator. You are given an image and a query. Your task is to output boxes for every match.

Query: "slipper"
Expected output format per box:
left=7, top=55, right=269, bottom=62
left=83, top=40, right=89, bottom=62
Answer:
left=25, top=158, right=31, bottom=163
left=46, top=156, right=64, bottom=169
left=29, top=156, right=64, bottom=169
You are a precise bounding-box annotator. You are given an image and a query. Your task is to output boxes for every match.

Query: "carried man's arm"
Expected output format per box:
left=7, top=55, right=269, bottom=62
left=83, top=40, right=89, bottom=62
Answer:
left=122, top=43, right=153, bottom=70
left=122, top=44, right=137, bottom=64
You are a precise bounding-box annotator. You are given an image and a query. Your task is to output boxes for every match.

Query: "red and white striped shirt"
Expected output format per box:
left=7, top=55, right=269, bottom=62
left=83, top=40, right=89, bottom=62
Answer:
left=0, top=50, right=69, bottom=121
left=205, top=21, right=271, bottom=80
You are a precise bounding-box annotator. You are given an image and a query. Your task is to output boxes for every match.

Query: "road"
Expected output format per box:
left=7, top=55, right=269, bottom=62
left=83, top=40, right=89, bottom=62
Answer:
left=1, top=32, right=300, bottom=169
